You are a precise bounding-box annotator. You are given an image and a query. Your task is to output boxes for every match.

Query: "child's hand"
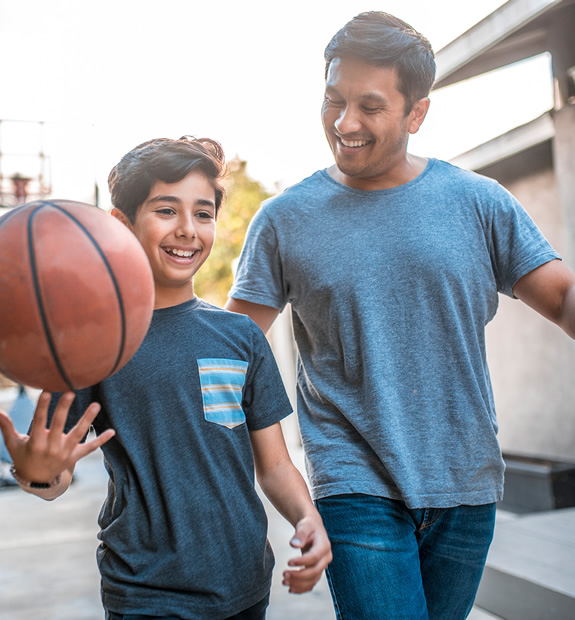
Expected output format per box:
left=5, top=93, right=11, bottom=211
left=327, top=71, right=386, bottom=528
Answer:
left=282, top=514, right=333, bottom=594
left=0, top=391, right=114, bottom=485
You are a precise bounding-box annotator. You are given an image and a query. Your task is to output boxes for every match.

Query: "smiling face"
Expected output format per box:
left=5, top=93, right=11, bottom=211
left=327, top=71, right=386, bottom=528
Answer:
left=321, top=56, right=429, bottom=190
left=115, top=170, right=217, bottom=309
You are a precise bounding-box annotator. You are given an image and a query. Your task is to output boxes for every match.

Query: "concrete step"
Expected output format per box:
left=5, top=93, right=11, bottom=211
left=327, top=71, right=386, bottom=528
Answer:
left=468, top=608, right=504, bottom=619
left=475, top=508, right=575, bottom=620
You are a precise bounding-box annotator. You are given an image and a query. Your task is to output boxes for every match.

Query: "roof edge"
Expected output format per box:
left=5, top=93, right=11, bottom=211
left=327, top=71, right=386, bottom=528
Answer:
left=435, top=0, right=562, bottom=87
left=450, top=111, right=554, bottom=170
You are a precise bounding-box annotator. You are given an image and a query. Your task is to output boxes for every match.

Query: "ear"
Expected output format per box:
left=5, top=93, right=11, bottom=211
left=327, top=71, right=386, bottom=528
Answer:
left=111, top=208, right=133, bottom=231
left=407, top=97, right=430, bottom=135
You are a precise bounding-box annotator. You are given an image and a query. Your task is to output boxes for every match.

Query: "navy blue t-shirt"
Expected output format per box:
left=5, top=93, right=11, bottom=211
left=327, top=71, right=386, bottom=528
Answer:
left=56, top=298, right=292, bottom=618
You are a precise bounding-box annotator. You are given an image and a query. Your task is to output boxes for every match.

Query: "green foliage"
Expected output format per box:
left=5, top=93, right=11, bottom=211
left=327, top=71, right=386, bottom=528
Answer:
left=194, top=157, right=272, bottom=307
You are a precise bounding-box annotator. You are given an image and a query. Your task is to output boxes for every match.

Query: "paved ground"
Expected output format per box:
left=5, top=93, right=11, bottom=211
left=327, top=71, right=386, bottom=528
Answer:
left=0, top=444, right=500, bottom=620
left=0, top=387, right=497, bottom=619
left=0, top=445, right=335, bottom=620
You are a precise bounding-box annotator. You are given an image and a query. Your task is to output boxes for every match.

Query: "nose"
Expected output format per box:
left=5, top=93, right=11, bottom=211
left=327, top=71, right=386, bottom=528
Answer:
left=176, top=214, right=196, bottom=238
left=334, top=105, right=361, bottom=135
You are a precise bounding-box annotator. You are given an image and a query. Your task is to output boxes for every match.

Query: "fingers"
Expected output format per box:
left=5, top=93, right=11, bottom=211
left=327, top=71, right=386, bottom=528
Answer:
left=282, top=545, right=332, bottom=593
left=48, top=392, right=76, bottom=436
left=281, top=519, right=333, bottom=593
left=74, top=428, right=115, bottom=460
left=0, top=409, right=16, bottom=444
left=282, top=561, right=326, bottom=593
left=28, top=391, right=53, bottom=434
left=25, top=392, right=109, bottom=473
left=287, top=541, right=331, bottom=571
left=58, top=400, right=109, bottom=465
left=35, top=392, right=101, bottom=445
left=289, top=518, right=312, bottom=551
left=288, top=519, right=331, bottom=566
left=65, top=402, right=102, bottom=444
left=0, top=409, right=14, bottom=430
left=4, top=389, right=110, bottom=487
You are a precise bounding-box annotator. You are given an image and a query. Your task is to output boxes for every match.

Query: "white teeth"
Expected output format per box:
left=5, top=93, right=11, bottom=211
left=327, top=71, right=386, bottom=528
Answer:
left=168, top=248, right=194, bottom=257
left=341, top=138, right=369, bottom=148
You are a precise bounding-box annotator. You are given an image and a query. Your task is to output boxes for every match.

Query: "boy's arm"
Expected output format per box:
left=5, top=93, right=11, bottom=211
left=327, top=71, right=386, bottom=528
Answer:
left=250, top=422, right=332, bottom=594
left=10, top=463, right=75, bottom=501
left=513, top=259, right=575, bottom=338
left=0, top=391, right=114, bottom=501
left=225, top=298, right=280, bottom=334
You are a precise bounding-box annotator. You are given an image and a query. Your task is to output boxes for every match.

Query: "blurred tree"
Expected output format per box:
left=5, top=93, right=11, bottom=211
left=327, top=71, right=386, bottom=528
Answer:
left=194, top=157, right=272, bottom=307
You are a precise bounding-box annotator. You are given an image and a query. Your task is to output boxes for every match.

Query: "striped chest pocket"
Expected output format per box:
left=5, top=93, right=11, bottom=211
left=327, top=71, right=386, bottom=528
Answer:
left=197, top=358, right=249, bottom=429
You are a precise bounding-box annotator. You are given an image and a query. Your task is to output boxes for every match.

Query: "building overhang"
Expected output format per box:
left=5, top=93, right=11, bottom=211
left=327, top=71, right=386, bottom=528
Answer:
left=450, top=112, right=554, bottom=181
left=434, top=0, right=575, bottom=89
left=451, top=111, right=554, bottom=170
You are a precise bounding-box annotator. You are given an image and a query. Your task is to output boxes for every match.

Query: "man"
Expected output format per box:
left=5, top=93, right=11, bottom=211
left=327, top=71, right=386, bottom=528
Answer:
left=226, top=11, right=575, bottom=619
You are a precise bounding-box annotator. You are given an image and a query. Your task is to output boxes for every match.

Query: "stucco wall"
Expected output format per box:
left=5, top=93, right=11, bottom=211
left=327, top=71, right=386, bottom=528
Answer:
left=485, top=166, right=575, bottom=460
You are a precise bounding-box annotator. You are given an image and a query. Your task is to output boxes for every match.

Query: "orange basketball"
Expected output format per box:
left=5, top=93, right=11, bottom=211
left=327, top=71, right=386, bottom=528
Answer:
left=0, top=199, right=154, bottom=392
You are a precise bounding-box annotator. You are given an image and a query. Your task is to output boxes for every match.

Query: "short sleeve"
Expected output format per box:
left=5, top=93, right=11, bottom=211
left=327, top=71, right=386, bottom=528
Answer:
left=241, top=321, right=293, bottom=431
left=229, top=205, right=288, bottom=310
left=487, top=186, right=561, bottom=297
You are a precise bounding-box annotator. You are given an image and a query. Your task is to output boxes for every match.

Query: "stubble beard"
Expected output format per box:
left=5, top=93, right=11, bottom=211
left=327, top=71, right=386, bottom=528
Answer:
left=336, top=131, right=408, bottom=182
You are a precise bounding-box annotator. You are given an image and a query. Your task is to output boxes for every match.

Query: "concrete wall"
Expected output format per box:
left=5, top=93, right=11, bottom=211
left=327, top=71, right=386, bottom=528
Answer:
left=485, top=165, right=575, bottom=460
left=267, top=305, right=301, bottom=447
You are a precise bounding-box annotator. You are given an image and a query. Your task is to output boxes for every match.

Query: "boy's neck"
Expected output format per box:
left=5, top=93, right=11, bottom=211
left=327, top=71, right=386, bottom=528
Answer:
left=153, top=286, right=196, bottom=310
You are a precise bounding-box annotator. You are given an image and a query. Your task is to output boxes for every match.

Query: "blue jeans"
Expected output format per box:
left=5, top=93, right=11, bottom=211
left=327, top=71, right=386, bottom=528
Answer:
left=316, top=494, right=496, bottom=620
left=105, top=593, right=269, bottom=620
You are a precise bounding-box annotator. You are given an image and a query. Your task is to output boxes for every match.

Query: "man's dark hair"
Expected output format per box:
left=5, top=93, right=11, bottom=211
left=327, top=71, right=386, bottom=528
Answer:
left=108, top=136, right=226, bottom=223
left=324, top=11, right=436, bottom=113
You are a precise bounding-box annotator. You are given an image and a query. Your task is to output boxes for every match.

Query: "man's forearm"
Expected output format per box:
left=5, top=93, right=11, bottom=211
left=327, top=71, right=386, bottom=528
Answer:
left=558, top=284, right=575, bottom=339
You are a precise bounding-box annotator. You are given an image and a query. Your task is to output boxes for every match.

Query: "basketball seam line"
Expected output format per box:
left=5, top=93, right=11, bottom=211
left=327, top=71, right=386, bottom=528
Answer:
left=28, top=203, right=75, bottom=391
left=46, top=201, right=128, bottom=377
left=32, top=201, right=128, bottom=388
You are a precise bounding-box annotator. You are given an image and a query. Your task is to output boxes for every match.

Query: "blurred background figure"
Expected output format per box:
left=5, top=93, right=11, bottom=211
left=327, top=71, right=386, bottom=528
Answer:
left=0, top=385, right=35, bottom=487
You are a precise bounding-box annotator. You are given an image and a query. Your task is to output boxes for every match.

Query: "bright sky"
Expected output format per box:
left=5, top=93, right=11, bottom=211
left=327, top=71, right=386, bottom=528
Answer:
left=0, top=0, right=553, bottom=204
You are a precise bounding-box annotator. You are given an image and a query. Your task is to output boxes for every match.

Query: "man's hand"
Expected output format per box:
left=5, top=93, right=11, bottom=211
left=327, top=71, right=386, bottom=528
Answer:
left=282, top=514, right=333, bottom=594
left=0, top=391, right=114, bottom=487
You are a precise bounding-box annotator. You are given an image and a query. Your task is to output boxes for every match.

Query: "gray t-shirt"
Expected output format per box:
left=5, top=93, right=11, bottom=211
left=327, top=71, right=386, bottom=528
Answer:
left=54, top=298, right=292, bottom=618
left=229, top=159, right=560, bottom=509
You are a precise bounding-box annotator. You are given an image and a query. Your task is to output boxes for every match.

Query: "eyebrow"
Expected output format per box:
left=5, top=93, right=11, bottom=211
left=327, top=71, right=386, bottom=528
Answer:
left=148, top=195, right=216, bottom=209
left=360, top=93, right=388, bottom=104
left=325, top=85, right=388, bottom=105
left=148, top=195, right=181, bottom=204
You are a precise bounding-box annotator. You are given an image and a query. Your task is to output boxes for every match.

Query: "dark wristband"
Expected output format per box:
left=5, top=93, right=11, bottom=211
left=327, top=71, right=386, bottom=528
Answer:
left=10, top=464, right=62, bottom=489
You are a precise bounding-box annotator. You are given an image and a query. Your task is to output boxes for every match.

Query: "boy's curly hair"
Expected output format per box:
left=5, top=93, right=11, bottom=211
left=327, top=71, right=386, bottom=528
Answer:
left=108, top=136, right=226, bottom=223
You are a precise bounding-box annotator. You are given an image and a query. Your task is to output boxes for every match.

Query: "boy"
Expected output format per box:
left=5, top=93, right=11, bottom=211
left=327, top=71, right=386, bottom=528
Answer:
left=0, top=136, right=331, bottom=619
